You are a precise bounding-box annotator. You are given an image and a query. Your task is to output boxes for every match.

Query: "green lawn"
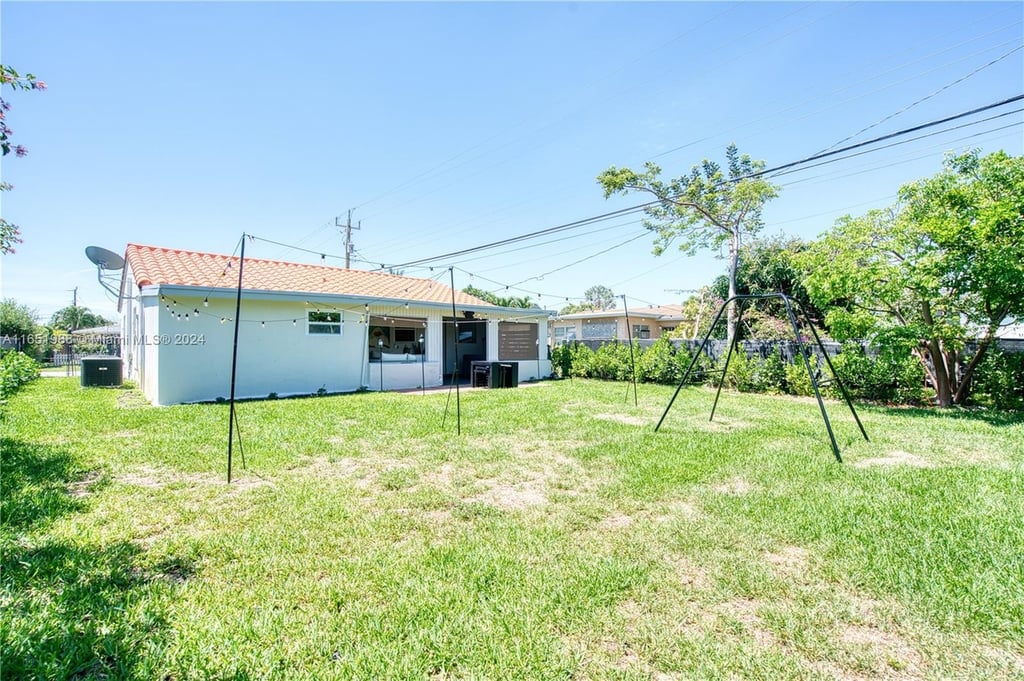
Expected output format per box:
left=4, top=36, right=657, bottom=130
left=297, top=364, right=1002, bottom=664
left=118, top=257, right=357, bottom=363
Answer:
left=2, top=377, right=1023, bottom=680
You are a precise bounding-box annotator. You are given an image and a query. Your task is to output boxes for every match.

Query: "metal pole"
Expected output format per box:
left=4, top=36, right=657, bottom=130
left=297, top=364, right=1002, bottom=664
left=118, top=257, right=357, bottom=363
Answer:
left=378, top=338, right=384, bottom=391
left=655, top=299, right=730, bottom=432
left=799, top=305, right=870, bottom=443
left=449, top=268, right=461, bottom=435
left=227, top=234, right=247, bottom=483
left=420, top=334, right=426, bottom=395
left=621, top=295, right=638, bottom=407
left=781, top=295, right=841, bottom=462
left=709, top=302, right=746, bottom=422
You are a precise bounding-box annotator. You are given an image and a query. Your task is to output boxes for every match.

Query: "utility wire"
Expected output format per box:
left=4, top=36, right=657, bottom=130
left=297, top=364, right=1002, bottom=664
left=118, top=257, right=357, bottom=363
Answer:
left=819, top=44, right=1023, bottom=152
left=385, top=95, right=1022, bottom=272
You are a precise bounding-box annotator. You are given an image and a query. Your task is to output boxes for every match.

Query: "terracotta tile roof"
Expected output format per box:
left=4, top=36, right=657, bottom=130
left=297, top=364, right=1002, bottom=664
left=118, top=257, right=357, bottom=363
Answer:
left=123, top=243, right=495, bottom=307
left=556, top=304, right=688, bottom=320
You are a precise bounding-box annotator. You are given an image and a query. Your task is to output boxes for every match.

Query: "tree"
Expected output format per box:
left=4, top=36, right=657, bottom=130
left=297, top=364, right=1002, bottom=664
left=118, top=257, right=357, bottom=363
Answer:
left=800, top=150, right=1024, bottom=407
left=709, top=235, right=824, bottom=339
left=598, top=144, right=778, bottom=343
left=1, top=65, right=46, bottom=254
left=462, top=285, right=535, bottom=309
left=583, top=285, right=616, bottom=311
left=50, top=306, right=112, bottom=332
left=558, top=284, right=617, bottom=314
left=0, top=299, right=49, bottom=361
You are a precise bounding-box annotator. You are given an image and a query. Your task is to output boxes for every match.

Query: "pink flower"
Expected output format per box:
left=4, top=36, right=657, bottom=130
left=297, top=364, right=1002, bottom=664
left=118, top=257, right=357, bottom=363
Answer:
left=15, top=145, right=27, bottom=157
left=33, top=80, right=47, bottom=90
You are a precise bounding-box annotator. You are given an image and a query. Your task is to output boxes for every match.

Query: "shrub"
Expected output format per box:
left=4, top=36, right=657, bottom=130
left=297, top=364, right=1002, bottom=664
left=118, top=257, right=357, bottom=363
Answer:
left=551, top=344, right=572, bottom=379
left=636, top=337, right=679, bottom=384
left=592, top=342, right=634, bottom=381
left=755, top=349, right=787, bottom=395
left=784, top=356, right=815, bottom=397
left=0, top=350, right=40, bottom=399
left=827, top=343, right=924, bottom=404
left=970, top=350, right=1024, bottom=411
left=721, top=349, right=759, bottom=392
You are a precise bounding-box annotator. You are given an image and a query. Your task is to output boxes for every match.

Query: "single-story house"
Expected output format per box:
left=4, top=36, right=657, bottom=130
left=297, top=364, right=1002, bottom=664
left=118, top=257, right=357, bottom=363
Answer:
left=550, top=304, right=692, bottom=345
left=118, top=243, right=552, bottom=405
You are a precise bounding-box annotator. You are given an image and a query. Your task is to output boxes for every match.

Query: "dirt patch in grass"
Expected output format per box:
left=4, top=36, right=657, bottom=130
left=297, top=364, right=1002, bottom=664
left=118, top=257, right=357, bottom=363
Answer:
left=697, top=415, right=753, bottom=432
left=670, top=555, right=711, bottom=589
left=839, top=623, right=924, bottom=676
left=599, top=512, right=634, bottom=530
left=764, top=546, right=810, bottom=575
left=115, top=391, right=150, bottom=409
left=712, top=477, right=754, bottom=495
left=595, top=413, right=649, bottom=426
left=980, top=646, right=1024, bottom=676
left=66, top=470, right=104, bottom=498
left=120, top=465, right=272, bottom=491
left=718, top=598, right=775, bottom=647
left=853, top=451, right=935, bottom=469
left=465, top=478, right=548, bottom=510
left=651, top=499, right=701, bottom=523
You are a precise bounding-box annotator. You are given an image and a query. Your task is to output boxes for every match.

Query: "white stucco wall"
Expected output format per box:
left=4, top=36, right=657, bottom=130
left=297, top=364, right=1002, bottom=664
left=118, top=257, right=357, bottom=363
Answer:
left=125, top=284, right=552, bottom=404
left=130, top=291, right=464, bottom=405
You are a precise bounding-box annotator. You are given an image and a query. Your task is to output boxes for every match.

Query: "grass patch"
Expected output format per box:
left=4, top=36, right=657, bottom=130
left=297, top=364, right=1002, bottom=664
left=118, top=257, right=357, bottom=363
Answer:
left=2, top=378, right=1023, bottom=679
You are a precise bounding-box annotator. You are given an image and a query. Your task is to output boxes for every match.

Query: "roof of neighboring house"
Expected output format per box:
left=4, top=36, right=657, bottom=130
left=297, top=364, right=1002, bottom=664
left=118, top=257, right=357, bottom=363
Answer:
left=555, top=304, right=688, bottom=322
left=70, top=324, right=120, bottom=336
left=122, top=243, right=496, bottom=308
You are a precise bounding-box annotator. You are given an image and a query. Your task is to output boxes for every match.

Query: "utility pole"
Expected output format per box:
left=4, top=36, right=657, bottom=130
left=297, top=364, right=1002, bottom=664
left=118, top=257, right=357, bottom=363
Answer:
left=70, top=287, right=79, bottom=331
left=336, top=210, right=361, bottom=269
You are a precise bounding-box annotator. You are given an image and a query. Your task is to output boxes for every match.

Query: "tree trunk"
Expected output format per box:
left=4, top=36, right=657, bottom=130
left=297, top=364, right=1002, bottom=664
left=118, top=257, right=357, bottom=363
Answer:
left=921, top=301, right=952, bottom=407
left=726, top=229, right=740, bottom=346
left=953, top=321, right=1000, bottom=404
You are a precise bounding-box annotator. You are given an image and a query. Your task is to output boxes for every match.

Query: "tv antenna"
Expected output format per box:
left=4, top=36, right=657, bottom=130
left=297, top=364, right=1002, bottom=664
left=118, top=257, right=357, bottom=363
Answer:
left=85, top=246, right=125, bottom=297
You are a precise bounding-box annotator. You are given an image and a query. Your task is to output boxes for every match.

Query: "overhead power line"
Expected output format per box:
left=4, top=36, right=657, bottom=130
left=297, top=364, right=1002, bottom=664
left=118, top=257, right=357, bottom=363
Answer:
left=385, top=95, right=1023, bottom=271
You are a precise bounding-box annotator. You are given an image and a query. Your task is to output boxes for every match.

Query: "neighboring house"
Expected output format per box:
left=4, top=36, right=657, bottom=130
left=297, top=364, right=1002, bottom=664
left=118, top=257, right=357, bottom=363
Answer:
left=550, top=305, right=691, bottom=345
left=70, top=324, right=121, bottom=356
left=119, top=244, right=552, bottom=405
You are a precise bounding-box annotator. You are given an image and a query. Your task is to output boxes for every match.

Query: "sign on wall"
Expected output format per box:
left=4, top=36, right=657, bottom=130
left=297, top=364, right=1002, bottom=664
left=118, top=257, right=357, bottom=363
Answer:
left=498, top=322, right=538, bottom=360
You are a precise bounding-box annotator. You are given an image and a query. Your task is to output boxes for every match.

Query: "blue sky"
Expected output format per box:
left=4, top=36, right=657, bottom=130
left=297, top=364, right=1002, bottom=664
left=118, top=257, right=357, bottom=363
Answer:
left=2, top=1, right=1021, bottom=323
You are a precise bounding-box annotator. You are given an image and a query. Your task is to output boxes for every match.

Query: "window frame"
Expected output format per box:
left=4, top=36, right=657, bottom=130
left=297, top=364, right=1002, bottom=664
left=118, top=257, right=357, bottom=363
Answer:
left=307, top=310, right=342, bottom=336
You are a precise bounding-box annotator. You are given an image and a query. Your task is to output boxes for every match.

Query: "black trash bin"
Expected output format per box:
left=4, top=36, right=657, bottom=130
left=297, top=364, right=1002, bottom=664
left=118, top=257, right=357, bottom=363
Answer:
left=493, top=362, right=518, bottom=389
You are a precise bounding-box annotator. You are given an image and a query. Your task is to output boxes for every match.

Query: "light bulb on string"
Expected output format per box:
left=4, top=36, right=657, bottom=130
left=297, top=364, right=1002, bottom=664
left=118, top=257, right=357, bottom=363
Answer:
left=203, top=297, right=209, bottom=307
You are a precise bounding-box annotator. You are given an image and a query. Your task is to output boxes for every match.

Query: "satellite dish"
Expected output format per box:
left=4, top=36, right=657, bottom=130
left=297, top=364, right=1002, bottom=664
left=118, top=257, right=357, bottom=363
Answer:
left=85, top=245, right=125, bottom=271
left=85, top=245, right=125, bottom=297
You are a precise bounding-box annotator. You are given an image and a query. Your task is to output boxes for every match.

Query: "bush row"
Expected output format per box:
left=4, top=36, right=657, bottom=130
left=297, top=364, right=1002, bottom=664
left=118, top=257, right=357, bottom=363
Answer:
left=552, top=338, right=1008, bottom=406
left=0, top=351, right=41, bottom=399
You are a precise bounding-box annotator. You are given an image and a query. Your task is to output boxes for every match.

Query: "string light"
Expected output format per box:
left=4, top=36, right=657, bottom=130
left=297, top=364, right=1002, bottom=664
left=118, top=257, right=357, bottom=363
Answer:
left=203, top=297, right=209, bottom=307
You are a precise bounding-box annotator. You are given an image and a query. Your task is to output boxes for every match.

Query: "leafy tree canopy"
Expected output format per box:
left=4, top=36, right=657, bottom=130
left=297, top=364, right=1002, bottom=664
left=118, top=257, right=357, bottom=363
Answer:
left=709, top=235, right=824, bottom=339
left=799, top=149, right=1024, bottom=406
left=49, top=306, right=112, bottom=332
left=558, top=285, right=617, bottom=314
left=598, top=144, right=778, bottom=342
left=462, top=285, right=535, bottom=309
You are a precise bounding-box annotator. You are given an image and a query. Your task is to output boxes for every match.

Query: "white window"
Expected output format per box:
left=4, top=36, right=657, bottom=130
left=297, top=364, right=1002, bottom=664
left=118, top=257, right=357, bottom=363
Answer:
left=308, top=310, right=342, bottom=335
left=553, top=326, right=577, bottom=344
left=632, top=324, right=651, bottom=339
